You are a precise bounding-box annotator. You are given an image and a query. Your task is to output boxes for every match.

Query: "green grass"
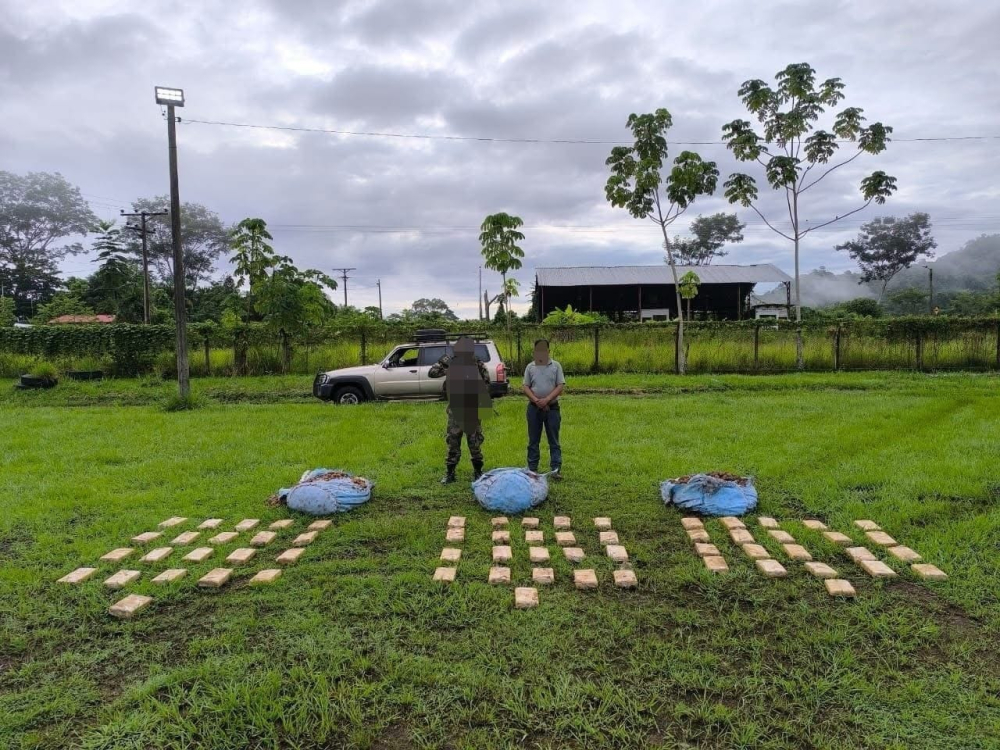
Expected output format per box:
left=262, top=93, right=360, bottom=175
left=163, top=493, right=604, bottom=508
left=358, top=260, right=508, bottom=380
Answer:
left=2, top=375, right=1000, bottom=748
left=4, top=323, right=997, bottom=378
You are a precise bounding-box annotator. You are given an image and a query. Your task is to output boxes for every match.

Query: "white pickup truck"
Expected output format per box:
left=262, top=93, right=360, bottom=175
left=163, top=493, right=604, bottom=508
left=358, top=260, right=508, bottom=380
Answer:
left=313, top=330, right=509, bottom=405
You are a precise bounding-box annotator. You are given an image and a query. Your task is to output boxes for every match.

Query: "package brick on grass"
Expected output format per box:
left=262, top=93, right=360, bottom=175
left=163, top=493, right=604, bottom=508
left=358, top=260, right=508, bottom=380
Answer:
left=515, top=587, right=539, bottom=609
left=489, top=566, right=511, bottom=585
left=109, top=594, right=153, bottom=619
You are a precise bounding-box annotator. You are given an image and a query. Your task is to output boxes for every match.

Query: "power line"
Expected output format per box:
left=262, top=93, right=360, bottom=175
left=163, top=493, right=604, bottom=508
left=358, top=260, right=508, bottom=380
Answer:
left=181, top=117, right=1000, bottom=146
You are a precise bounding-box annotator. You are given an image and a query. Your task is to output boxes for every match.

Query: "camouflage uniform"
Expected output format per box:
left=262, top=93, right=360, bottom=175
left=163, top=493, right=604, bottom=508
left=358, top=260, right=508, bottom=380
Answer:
left=428, top=353, right=491, bottom=470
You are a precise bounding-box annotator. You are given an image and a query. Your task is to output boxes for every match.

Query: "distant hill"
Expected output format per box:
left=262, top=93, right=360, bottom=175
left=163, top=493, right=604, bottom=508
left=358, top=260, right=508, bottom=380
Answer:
left=761, top=234, right=1000, bottom=306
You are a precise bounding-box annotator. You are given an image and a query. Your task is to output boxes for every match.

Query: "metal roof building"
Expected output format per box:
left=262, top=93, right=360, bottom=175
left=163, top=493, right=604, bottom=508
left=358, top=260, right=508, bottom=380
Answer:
left=534, top=264, right=792, bottom=321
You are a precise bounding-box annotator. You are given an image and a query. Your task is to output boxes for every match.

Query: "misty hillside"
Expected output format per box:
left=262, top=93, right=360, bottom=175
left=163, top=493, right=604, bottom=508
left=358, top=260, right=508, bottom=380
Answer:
left=760, top=233, right=1000, bottom=306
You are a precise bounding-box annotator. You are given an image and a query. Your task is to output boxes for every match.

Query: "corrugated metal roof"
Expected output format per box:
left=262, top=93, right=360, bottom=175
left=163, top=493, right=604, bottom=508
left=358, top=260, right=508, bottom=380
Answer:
left=535, top=264, right=792, bottom=286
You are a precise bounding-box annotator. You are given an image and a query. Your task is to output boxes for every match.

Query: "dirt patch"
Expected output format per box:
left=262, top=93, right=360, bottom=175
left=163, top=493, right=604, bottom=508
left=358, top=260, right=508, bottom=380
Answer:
left=373, top=722, right=414, bottom=750
left=891, top=580, right=983, bottom=638
left=0, top=524, right=35, bottom=562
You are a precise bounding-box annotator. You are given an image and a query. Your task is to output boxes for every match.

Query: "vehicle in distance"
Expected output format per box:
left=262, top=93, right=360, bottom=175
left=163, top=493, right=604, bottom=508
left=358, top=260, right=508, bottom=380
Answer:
left=313, top=329, right=509, bottom=404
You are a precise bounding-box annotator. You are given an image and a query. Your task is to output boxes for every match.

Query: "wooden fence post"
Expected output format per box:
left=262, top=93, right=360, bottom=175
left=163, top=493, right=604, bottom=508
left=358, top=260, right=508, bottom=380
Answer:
left=834, top=324, right=842, bottom=371
left=360, top=329, right=367, bottom=365
left=996, top=321, right=1000, bottom=370
left=516, top=328, right=522, bottom=371
left=204, top=337, right=211, bottom=375
left=674, top=324, right=680, bottom=375
left=753, top=324, right=760, bottom=371
left=915, top=330, right=924, bottom=371
left=593, top=325, right=600, bottom=372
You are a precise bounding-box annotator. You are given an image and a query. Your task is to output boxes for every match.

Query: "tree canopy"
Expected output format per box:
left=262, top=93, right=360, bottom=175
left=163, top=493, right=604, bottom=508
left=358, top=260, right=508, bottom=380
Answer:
left=605, top=107, right=718, bottom=372
left=0, top=170, right=97, bottom=315
left=672, top=213, right=745, bottom=265
left=120, top=197, right=229, bottom=285
left=836, top=213, right=936, bottom=301
left=721, top=62, right=897, bottom=366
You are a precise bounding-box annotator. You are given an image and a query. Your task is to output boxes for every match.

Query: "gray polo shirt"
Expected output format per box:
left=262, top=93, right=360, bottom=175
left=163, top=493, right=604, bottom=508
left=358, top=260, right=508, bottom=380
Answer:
left=523, top=359, right=566, bottom=401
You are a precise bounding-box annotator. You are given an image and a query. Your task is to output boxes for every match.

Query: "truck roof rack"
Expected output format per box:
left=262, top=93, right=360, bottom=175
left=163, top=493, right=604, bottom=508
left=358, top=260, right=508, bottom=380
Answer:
left=414, top=329, right=490, bottom=343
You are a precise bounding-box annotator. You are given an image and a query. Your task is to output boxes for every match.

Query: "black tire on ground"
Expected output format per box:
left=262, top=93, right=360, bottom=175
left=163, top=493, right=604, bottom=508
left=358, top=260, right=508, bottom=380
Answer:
left=334, top=385, right=365, bottom=405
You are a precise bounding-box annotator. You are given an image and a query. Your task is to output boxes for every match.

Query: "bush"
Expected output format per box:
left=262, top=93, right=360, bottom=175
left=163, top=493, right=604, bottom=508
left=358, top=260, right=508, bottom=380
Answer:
left=162, top=392, right=205, bottom=412
left=30, top=361, right=59, bottom=380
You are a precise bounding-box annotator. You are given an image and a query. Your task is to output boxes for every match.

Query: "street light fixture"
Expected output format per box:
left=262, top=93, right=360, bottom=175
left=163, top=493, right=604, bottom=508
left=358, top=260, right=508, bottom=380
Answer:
left=154, top=86, right=184, bottom=107
left=155, top=84, right=190, bottom=398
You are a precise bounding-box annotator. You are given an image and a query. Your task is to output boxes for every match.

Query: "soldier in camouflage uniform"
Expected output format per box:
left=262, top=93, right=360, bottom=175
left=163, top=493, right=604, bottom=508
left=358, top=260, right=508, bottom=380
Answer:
left=428, top=336, right=492, bottom=484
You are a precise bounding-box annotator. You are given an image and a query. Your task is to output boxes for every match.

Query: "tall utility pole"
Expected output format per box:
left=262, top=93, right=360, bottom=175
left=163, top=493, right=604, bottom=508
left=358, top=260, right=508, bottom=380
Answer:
left=155, top=86, right=189, bottom=399
left=927, top=266, right=934, bottom=314
left=120, top=209, right=167, bottom=323
left=376, top=278, right=383, bottom=319
left=332, top=267, right=356, bottom=308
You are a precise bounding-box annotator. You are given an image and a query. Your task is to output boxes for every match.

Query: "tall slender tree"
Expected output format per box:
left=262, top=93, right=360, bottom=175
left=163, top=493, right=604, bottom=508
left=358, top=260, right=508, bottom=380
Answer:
left=721, top=62, right=897, bottom=367
left=605, top=109, right=719, bottom=373
left=229, top=217, right=278, bottom=320
left=480, top=212, right=525, bottom=346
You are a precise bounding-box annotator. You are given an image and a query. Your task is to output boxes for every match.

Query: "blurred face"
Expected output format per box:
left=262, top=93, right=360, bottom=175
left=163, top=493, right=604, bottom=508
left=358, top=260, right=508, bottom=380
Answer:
left=534, top=341, right=550, bottom=364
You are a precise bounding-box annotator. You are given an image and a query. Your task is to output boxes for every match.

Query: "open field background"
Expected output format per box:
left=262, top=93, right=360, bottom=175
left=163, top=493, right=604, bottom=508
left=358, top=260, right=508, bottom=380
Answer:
left=2, top=374, right=999, bottom=749
left=3, top=320, right=998, bottom=379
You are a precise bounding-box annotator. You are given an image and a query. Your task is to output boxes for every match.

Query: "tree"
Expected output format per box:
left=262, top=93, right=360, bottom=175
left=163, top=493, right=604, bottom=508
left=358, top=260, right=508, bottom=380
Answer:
left=410, top=297, right=459, bottom=321
left=120, top=197, right=228, bottom=285
left=255, top=257, right=338, bottom=371
left=32, top=291, right=94, bottom=324
left=480, top=212, right=525, bottom=341
left=887, top=287, right=929, bottom=316
left=605, top=108, right=719, bottom=373
left=0, top=258, right=62, bottom=318
left=672, top=213, right=745, bottom=265
left=482, top=289, right=504, bottom=322
left=678, top=271, right=701, bottom=321
left=0, top=296, right=15, bottom=327
left=87, top=220, right=141, bottom=315
left=229, top=218, right=278, bottom=320
left=189, top=277, right=241, bottom=324
left=0, top=171, right=97, bottom=314
left=836, top=213, right=936, bottom=302
left=721, top=62, right=897, bottom=367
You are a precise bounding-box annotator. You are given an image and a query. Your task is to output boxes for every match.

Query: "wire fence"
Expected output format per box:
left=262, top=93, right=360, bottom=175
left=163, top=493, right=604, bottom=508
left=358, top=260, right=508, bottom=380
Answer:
left=3, top=320, right=999, bottom=378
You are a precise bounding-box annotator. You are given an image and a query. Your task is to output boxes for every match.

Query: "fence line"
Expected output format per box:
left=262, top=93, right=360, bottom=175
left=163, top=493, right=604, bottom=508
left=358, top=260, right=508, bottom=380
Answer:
left=2, top=320, right=999, bottom=377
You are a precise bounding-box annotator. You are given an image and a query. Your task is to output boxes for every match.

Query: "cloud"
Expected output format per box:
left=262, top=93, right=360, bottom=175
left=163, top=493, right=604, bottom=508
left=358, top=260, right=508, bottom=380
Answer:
left=3, top=0, right=999, bottom=317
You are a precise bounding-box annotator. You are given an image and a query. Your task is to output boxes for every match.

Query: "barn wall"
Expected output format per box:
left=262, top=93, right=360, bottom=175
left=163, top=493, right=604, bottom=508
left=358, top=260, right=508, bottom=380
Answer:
left=540, top=283, right=749, bottom=320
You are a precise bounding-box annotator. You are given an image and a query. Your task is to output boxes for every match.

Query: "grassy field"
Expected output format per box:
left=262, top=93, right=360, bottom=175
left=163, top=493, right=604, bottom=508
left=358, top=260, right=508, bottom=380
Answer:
left=2, top=374, right=999, bottom=749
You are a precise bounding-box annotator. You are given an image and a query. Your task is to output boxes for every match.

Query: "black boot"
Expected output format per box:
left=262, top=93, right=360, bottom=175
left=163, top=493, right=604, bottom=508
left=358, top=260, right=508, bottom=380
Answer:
left=472, top=461, right=484, bottom=481
left=440, top=466, right=457, bottom=484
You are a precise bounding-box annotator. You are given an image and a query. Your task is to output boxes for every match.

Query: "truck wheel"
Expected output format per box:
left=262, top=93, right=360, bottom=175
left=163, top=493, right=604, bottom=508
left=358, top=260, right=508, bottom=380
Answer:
left=334, top=385, right=365, bottom=405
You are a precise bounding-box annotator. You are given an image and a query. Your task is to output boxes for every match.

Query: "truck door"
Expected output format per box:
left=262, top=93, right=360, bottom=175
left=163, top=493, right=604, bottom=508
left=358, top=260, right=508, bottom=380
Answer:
left=418, top=345, right=450, bottom=396
left=372, top=346, right=422, bottom=396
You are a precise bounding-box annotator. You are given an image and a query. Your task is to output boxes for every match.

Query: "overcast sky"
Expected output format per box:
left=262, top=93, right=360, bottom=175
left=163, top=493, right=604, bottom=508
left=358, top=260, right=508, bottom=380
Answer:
left=3, top=0, right=998, bottom=316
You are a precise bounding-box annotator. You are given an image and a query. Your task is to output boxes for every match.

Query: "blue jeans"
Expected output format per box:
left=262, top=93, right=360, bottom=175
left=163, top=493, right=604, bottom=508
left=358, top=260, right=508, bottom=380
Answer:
left=527, top=402, right=561, bottom=471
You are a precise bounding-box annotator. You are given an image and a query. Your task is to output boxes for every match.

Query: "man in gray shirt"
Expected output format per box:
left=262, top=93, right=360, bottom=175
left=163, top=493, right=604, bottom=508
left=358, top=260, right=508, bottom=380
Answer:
left=522, top=338, right=565, bottom=477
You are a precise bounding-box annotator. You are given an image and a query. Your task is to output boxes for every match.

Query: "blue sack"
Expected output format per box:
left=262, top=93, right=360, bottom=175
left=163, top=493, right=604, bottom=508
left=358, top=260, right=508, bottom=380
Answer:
left=278, top=468, right=373, bottom=515
left=472, top=468, right=549, bottom=514
left=660, top=473, right=758, bottom=517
